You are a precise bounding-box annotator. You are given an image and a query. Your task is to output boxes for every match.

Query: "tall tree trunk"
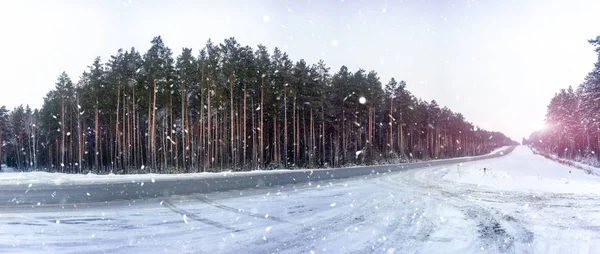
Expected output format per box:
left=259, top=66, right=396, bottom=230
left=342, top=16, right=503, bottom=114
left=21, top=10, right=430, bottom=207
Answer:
left=151, top=79, right=157, bottom=170
left=122, top=91, right=127, bottom=171
left=284, top=85, right=287, bottom=168
left=243, top=80, right=247, bottom=169
left=273, top=117, right=277, bottom=164
left=95, top=101, right=99, bottom=171
left=215, top=107, right=219, bottom=169
left=77, top=96, right=82, bottom=173
left=164, top=110, right=168, bottom=169
left=200, top=85, right=205, bottom=171
left=390, top=99, right=394, bottom=154
left=207, top=83, right=212, bottom=169
left=293, top=97, right=296, bottom=166
left=321, top=103, right=325, bottom=167
left=260, top=77, right=264, bottom=168
left=310, top=105, right=314, bottom=166
left=297, top=101, right=301, bottom=166
left=185, top=90, right=190, bottom=171
left=147, top=84, right=152, bottom=171
left=342, top=108, right=345, bottom=164
left=61, top=98, right=65, bottom=172
left=230, top=77, right=235, bottom=169
left=116, top=81, right=121, bottom=170
left=181, top=81, right=186, bottom=171
left=251, top=98, right=256, bottom=169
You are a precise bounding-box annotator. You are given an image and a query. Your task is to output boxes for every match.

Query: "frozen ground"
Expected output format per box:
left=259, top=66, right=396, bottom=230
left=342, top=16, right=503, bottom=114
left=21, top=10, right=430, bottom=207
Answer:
left=442, top=147, right=600, bottom=194
left=2, top=146, right=600, bottom=253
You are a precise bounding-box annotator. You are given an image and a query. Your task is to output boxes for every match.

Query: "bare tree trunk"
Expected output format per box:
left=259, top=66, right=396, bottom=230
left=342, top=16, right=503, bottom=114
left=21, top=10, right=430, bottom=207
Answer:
left=321, top=103, right=325, bottom=167
left=368, top=107, right=372, bottom=161
left=273, top=117, right=277, bottom=164
left=185, top=91, right=190, bottom=171
left=284, top=85, right=287, bottom=168
left=303, top=106, right=307, bottom=164
left=122, top=91, right=127, bottom=171
left=400, top=122, right=404, bottom=156
left=147, top=84, right=152, bottom=171
left=342, top=109, right=345, bottom=164
left=251, top=98, right=256, bottom=169
left=77, top=94, right=82, bottom=173
left=243, top=81, right=247, bottom=169
left=151, top=79, right=157, bottom=170
left=181, top=81, right=186, bottom=171
left=310, top=105, right=314, bottom=166
left=207, top=83, right=212, bottom=169
left=260, top=77, right=264, bottom=168
left=164, top=110, right=168, bottom=170
left=215, top=107, right=219, bottom=170
left=116, top=81, right=121, bottom=170
left=297, top=101, right=301, bottom=166
left=132, top=90, right=137, bottom=169
left=61, top=98, right=65, bottom=172
left=390, top=98, right=393, bottom=154
left=230, top=77, right=235, bottom=169
left=292, top=97, right=296, bottom=166
left=94, top=101, right=99, bottom=171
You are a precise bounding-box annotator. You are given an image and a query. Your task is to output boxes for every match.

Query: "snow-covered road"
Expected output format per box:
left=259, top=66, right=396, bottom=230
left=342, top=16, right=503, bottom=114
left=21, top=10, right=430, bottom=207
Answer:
left=2, top=146, right=600, bottom=253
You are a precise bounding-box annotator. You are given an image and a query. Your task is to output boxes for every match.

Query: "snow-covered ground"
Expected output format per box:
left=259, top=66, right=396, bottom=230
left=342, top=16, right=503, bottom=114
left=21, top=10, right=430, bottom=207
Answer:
left=0, top=164, right=14, bottom=173
left=532, top=148, right=600, bottom=176
left=2, top=146, right=599, bottom=253
left=0, top=146, right=510, bottom=186
left=442, top=146, right=600, bottom=194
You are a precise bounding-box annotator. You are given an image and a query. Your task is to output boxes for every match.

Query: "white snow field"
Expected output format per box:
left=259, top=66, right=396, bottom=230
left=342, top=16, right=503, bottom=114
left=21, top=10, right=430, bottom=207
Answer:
left=2, top=146, right=600, bottom=253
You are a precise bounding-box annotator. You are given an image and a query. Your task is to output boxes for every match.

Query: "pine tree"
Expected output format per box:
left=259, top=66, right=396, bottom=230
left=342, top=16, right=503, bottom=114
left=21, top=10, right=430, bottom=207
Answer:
left=0, top=106, right=9, bottom=170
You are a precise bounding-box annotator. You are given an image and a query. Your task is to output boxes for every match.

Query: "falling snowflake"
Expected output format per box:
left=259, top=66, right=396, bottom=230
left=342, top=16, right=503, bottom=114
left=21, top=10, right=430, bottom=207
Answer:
left=359, top=97, right=367, bottom=104
left=331, top=39, right=339, bottom=47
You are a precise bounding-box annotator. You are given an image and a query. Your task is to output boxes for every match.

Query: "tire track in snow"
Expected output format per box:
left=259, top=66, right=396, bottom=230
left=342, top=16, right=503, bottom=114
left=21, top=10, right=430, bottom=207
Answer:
left=193, top=195, right=291, bottom=224
left=376, top=151, right=537, bottom=253
left=161, top=199, right=239, bottom=232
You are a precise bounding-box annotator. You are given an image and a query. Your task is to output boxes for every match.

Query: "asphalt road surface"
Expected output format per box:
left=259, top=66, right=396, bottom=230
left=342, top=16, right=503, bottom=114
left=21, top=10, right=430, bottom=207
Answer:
left=1, top=147, right=515, bottom=207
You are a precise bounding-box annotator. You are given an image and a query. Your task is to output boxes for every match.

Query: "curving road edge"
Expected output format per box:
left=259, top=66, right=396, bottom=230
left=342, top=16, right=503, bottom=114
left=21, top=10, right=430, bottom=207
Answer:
left=1, top=146, right=515, bottom=206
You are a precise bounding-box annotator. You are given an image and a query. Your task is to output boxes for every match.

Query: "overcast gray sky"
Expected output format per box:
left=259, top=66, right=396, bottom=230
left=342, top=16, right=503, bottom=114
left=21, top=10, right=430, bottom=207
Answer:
left=1, top=0, right=599, bottom=141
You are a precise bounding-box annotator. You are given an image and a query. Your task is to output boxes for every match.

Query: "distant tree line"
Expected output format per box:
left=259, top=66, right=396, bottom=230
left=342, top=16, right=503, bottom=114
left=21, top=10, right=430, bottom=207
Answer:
left=0, top=36, right=515, bottom=173
left=526, top=35, right=600, bottom=163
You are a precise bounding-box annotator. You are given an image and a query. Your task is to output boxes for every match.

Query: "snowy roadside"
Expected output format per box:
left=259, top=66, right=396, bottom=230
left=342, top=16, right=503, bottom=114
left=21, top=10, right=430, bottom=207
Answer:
left=0, top=146, right=512, bottom=186
left=391, top=145, right=600, bottom=253
left=439, top=146, right=600, bottom=195
left=529, top=148, right=600, bottom=176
